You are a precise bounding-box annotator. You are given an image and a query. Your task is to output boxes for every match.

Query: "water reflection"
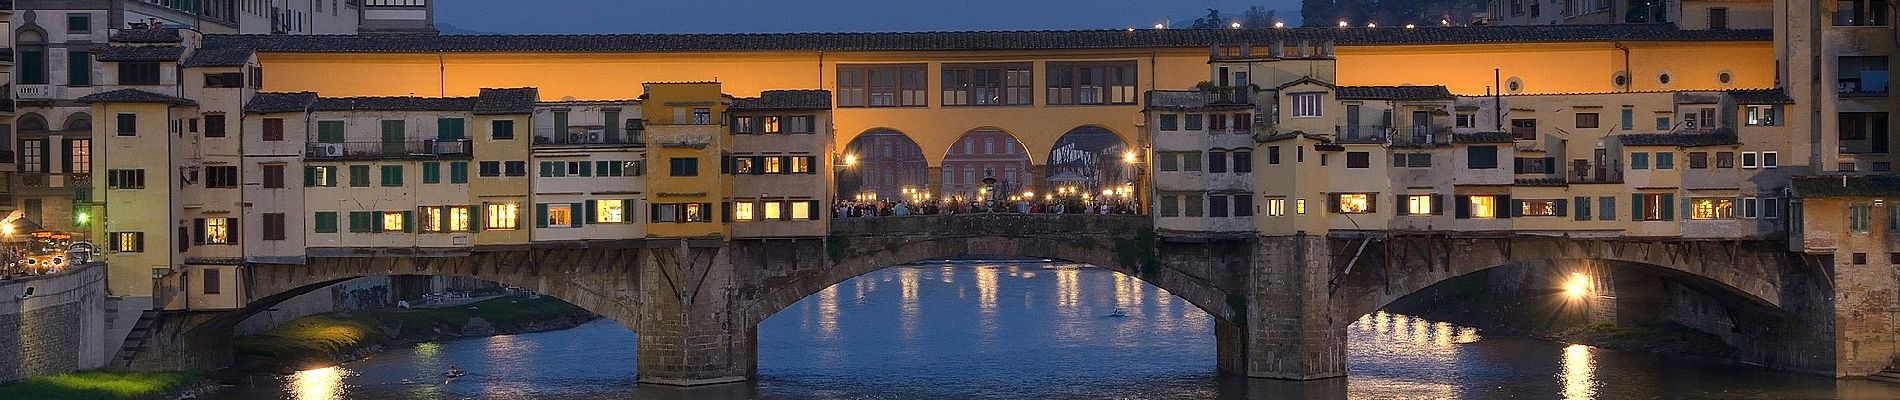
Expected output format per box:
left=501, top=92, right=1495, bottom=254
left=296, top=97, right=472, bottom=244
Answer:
left=212, top=262, right=1900, bottom=400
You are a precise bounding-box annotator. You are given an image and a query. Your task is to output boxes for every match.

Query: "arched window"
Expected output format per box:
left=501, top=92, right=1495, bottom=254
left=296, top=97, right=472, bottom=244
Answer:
left=17, top=113, right=48, bottom=132
left=63, top=113, right=92, bottom=132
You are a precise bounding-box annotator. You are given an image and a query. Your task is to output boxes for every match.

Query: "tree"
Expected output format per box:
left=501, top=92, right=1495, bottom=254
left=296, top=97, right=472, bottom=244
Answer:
left=1301, top=0, right=1336, bottom=26
left=1242, top=6, right=1278, bottom=27
left=1190, top=8, right=1226, bottom=29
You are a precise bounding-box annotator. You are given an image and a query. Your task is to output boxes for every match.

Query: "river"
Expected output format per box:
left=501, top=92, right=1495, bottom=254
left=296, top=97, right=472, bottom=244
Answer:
left=208, top=261, right=1900, bottom=399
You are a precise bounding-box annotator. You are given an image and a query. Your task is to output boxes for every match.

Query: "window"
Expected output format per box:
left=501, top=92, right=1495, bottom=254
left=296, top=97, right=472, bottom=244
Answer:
left=1469, top=195, right=1499, bottom=219
left=1688, top=152, right=1709, bottom=169
left=1182, top=152, right=1203, bottom=172
left=485, top=119, right=514, bottom=140
left=1046, top=62, right=1137, bottom=105
left=1291, top=93, right=1323, bottom=117
left=1209, top=195, right=1229, bottom=218
left=1835, top=0, right=1893, bottom=26
left=1656, top=116, right=1672, bottom=131
left=1268, top=146, right=1282, bottom=165
left=263, top=213, right=287, bottom=241
left=1233, top=195, right=1253, bottom=217
left=595, top=200, right=627, bottom=223
left=486, top=202, right=521, bottom=230
left=761, top=117, right=781, bottom=134
left=691, top=108, right=712, bottom=125
left=1574, top=196, right=1593, bottom=221
left=1599, top=196, right=1617, bottom=221
left=764, top=156, right=783, bottom=174
left=1740, top=152, right=1759, bottom=169
left=763, top=201, right=785, bottom=220
left=1621, top=109, right=1635, bottom=130
left=1158, top=195, right=1178, bottom=217
left=349, top=165, right=371, bottom=187
left=1455, top=113, right=1476, bottom=128
left=1514, top=157, right=1551, bottom=174
left=1520, top=200, right=1560, bottom=217
left=1467, top=146, right=1498, bottom=169
left=1159, top=114, right=1179, bottom=131
left=1184, top=194, right=1204, bottom=217
left=202, top=218, right=232, bottom=244
left=1709, top=7, right=1729, bottom=29
left=1631, top=152, right=1650, bottom=169
left=733, top=201, right=755, bottom=221
left=68, top=13, right=91, bottom=32
left=544, top=204, right=574, bottom=227
left=838, top=64, right=927, bottom=107
left=1838, top=56, right=1890, bottom=96
left=1715, top=152, right=1735, bottom=168
left=1296, top=199, right=1307, bottom=214
left=1405, top=195, right=1434, bottom=215
left=68, top=51, right=91, bottom=86
left=1761, top=197, right=1781, bottom=219
left=670, top=157, right=699, bottom=176
left=1266, top=198, right=1286, bottom=216
left=1208, top=150, right=1228, bottom=173
left=420, top=207, right=446, bottom=233
left=1745, top=105, right=1780, bottom=126
left=20, top=140, right=44, bottom=174
left=1576, top=113, right=1600, bottom=128
left=314, top=120, right=344, bottom=143
left=68, top=139, right=91, bottom=175
left=1233, top=150, right=1253, bottom=173
left=1335, top=193, right=1373, bottom=214
left=1638, top=193, right=1673, bottom=221
left=305, top=166, right=337, bottom=187
left=313, top=212, right=339, bottom=233
left=1186, top=114, right=1204, bottom=131
left=204, top=72, right=244, bottom=88
left=1850, top=202, right=1873, bottom=233
left=382, top=211, right=409, bottom=232
left=202, top=269, right=221, bottom=294
left=505, top=161, right=528, bottom=176
left=204, top=114, right=227, bottom=137
left=445, top=206, right=471, bottom=232
left=1346, top=152, right=1370, bottom=169
left=116, top=114, right=138, bottom=136
left=652, top=203, right=713, bottom=223
left=206, top=166, right=239, bottom=188
left=107, top=169, right=146, bottom=189
left=942, top=64, right=1033, bottom=106
left=19, top=48, right=46, bottom=85
left=1762, top=151, right=1778, bottom=168
left=450, top=162, right=469, bottom=183
left=118, top=62, right=162, bottom=85
left=1839, top=112, right=1891, bottom=154
left=260, top=118, right=285, bottom=141
left=422, top=162, right=441, bottom=184
left=437, top=118, right=465, bottom=139
left=112, top=232, right=144, bottom=252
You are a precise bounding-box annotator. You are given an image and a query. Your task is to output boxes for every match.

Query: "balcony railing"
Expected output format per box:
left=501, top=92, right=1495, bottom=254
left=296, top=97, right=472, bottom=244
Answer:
left=1202, top=87, right=1252, bottom=106
left=1568, top=159, right=1623, bottom=184
left=533, top=129, right=644, bottom=147
left=14, top=84, right=55, bottom=100
left=1336, top=125, right=1391, bottom=143
left=1838, top=74, right=1889, bottom=97
left=305, top=139, right=473, bottom=159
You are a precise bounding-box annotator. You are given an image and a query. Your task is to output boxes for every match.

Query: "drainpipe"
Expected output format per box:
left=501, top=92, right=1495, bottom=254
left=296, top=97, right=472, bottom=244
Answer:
left=1615, top=41, right=1631, bottom=93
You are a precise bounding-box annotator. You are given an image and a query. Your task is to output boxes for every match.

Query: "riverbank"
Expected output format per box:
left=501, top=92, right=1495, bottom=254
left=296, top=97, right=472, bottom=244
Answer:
left=232, top=295, right=598, bottom=374
left=0, top=370, right=205, bottom=400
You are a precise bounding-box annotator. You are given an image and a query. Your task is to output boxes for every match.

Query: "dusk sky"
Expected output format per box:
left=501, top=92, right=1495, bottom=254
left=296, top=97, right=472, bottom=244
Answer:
left=436, top=1, right=1303, bottom=34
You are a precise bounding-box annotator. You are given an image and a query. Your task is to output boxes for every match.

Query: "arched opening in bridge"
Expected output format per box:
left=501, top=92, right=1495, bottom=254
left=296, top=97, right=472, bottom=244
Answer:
left=941, top=129, right=1031, bottom=201
left=754, top=259, right=1221, bottom=397
left=1044, top=126, right=1135, bottom=199
left=838, top=128, right=927, bottom=202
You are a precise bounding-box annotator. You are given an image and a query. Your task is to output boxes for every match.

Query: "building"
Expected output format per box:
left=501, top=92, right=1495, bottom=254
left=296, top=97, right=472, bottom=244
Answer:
left=727, top=90, right=832, bottom=238
left=530, top=95, right=645, bottom=243
left=1481, top=0, right=1771, bottom=29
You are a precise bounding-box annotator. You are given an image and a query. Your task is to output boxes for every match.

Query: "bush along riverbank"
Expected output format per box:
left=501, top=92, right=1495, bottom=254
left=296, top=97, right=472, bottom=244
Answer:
left=0, top=370, right=208, bottom=400
left=232, top=295, right=598, bottom=373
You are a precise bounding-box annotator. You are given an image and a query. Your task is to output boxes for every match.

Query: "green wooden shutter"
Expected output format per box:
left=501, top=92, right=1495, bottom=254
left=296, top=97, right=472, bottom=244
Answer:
left=536, top=204, right=550, bottom=228
left=304, top=166, right=317, bottom=187
left=318, top=121, right=345, bottom=143
left=192, top=218, right=206, bottom=245
left=438, top=118, right=465, bottom=140
left=1553, top=199, right=1568, bottom=217
left=570, top=202, right=585, bottom=227
left=1631, top=194, right=1645, bottom=221
left=450, top=162, right=468, bottom=183
left=60, top=139, right=73, bottom=173
left=1663, top=193, right=1677, bottom=221
left=580, top=162, right=592, bottom=177
left=585, top=200, right=598, bottom=223
left=381, top=120, right=405, bottom=155
left=471, top=203, right=484, bottom=232
left=68, top=51, right=90, bottom=86
left=422, top=162, right=440, bottom=184
left=1497, top=195, right=1512, bottom=219
left=1431, top=194, right=1444, bottom=215
left=402, top=211, right=415, bottom=232
left=1454, top=195, right=1470, bottom=219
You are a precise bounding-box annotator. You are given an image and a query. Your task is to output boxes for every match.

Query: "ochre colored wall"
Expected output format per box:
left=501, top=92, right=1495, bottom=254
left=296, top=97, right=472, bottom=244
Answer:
left=1335, top=41, right=1775, bottom=95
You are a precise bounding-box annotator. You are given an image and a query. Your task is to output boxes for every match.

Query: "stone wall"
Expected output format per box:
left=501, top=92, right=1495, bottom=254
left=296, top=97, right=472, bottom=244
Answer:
left=0, top=263, right=108, bottom=383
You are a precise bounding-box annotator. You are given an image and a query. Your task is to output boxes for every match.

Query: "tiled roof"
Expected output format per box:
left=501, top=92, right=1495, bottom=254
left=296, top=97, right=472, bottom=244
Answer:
left=309, top=96, right=479, bottom=112
left=110, top=29, right=183, bottom=43
left=1144, top=90, right=1252, bottom=111
left=182, top=48, right=254, bottom=67
left=76, top=89, right=198, bottom=106
left=1255, top=131, right=1331, bottom=143
left=1453, top=132, right=1515, bottom=143
left=244, top=92, right=319, bottom=113
left=1337, top=85, right=1453, bottom=100
left=474, top=87, right=538, bottom=114
left=1727, top=88, right=1794, bottom=104
left=730, top=89, right=831, bottom=111
left=1792, top=175, right=1900, bottom=197
left=1275, top=76, right=1335, bottom=90
left=1615, top=132, right=1739, bottom=147
left=96, top=46, right=185, bottom=62
left=199, top=24, right=1769, bottom=54
left=1516, top=178, right=1568, bottom=187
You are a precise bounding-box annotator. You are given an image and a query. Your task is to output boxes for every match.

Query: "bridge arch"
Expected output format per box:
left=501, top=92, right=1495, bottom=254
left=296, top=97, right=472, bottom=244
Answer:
left=940, top=127, right=1033, bottom=199
left=1044, top=125, right=1136, bottom=196
left=747, top=214, right=1238, bottom=329
left=839, top=128, right=927, bottom=202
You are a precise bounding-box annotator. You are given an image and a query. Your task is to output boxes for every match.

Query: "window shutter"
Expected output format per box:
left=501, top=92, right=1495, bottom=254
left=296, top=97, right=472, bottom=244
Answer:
left=629, top=199, right=641, bottom=223
left=304, top=166, right=317, bottom=186
left=650, top=204, right=661, bottom=221
left=1394, top=194, right=1408, bottom=216
left=227, top=218, right=239, bottom=245
left=721, top=156, right=732, bottom=174
left=1574, top=196, right=1590, bottom=221
left=535, top=204, right=550, bottom=228
left=1431, top=194, right=1445, bottom=215
left=808, top=201, right=822, bottom=220
left=1665, top=194, right=1679, bottom=221
left=580, top=162, right=592, bottom=177
left=471, top=203, right=484, bottom=232
left=1367, top=195, right=1378, bottom=214
left=1543, top=157, right=1556, bottom=173
left=722, top=202, right=732, bottom=222
left=61, top=139, right=73, bottom=173
left=1498, top=195, right=1513, bottom=218
left=752, top=156, right=765, bottom=175
left=402, top=211, right=415, bottom=232
left=1327, top=194, right=1341, bottom=214
left=1631, top=194, right=1645, bottom=221
left=570, top=203, right=584, bottom=227
left=193, top=218, right=206, bottom=245
left=1554, top=199, right=1568, bottom=217
left=1454, top=195, right=1470, bottom=219
left=585, top=200, right=598, bottom=224
left=1513, top=158, right=1524, bottom=174
left=435, top=207, right=448, bottom=232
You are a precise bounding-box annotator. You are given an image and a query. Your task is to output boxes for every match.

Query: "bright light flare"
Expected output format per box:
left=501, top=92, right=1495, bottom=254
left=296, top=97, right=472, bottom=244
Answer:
left=1123, top=151, right=1138, bottom=163
left=843, top=154, right=857, bottom=166
left=1563, top=272, right=1590, bottom=299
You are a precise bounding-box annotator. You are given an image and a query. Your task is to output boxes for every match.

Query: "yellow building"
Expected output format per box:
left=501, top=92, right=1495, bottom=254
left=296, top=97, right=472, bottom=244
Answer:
left=640, top=83, right=730, bottom=238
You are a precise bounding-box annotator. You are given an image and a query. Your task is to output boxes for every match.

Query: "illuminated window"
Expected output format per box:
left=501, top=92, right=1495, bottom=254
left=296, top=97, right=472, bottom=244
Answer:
left=486, top=202, right=520, bottom=230
left=733, top=202, right=755, bottom=222
left=547, top=204, right=573, bottom=226
left=1520, top=200, right=1559, bottom=216
left=446, top=206, right=470, bottom=232
left=1336, top=193, right=1372, bottom=214
left=113, top=232, right=145, bottom=252
left=1266, top=198, right=1286, bottom=216
left=1469, top=196, right=1499, bottom=219
left=1689, top=198, right=1734, bottom=220
left=685, top=203, right=708, bottom=222
left=1745, top=105, right=1778, bottom=126
left=791, top=201, right=812, bottom=219
left=764, top=157, right=783, bottom=174
left=762, top=116, right=781, bottom=133
left=382, top=211, right=406, bottom=232
left=734, top=157, right=755, bottom=174
left=1295, top=199, right=1307, bottom=214
left=420, top=207, right=444, bottom=232
left=1406, top=195, right=1433, bottom=215
left=1640, top=193, right=1671, bottom=221
left=204, top=218, right=231, bottom=244
left=595, top=200, right=626, bottom=223
left=791, top=156, right=811, bottom=173
left=763, top=201, right=784, bottom=220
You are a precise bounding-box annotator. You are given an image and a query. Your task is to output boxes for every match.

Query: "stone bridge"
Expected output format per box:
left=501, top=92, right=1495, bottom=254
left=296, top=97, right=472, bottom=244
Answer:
left=126, top=216, right=1835, bottom=385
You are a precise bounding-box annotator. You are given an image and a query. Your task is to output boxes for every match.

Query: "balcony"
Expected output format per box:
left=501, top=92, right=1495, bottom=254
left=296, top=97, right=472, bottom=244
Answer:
left=1838, top=75, right=1889, bottom=97
left=1336, top=125, right=1391, bottom=143
left=305, top=139, right=473, bottom=160
left=1201, top=86, right=1253, bottom=106
left=533, top=128, right=644, bottom=147
left=14, top=84, right=55, bottom=100
left=1568, top=159, right=1623, bottom=184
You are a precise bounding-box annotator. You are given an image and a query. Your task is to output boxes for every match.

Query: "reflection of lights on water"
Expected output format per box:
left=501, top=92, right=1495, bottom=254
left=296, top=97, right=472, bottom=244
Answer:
left=1562, top=344, right=1598, bottom=400
left=1055, top=268, right=1080, bottom=308
left=900, top=268, right=921, bottom=338
left=290, top=366, right=345, bottom=400
left=818, top=285, right=839, bottom=339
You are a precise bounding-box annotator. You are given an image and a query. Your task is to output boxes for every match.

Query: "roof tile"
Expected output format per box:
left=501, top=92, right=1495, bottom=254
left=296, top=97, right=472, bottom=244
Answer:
left=76, top=89, right=198, bottom=106
left=729, top=90, right=831, bottom=111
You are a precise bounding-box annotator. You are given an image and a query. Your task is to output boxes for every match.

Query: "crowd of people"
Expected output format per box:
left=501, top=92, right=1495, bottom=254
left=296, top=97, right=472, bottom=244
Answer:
left=834, top=197, right=1141, bottom=218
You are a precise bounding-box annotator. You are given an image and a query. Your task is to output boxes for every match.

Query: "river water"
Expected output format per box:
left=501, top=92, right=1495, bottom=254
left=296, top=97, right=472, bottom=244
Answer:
left=209, top=261, right=1900, bottom=399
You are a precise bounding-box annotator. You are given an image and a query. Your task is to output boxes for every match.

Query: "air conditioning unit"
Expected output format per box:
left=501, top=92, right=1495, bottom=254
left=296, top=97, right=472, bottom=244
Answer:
left=308, top=143, right=344, bottom=157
